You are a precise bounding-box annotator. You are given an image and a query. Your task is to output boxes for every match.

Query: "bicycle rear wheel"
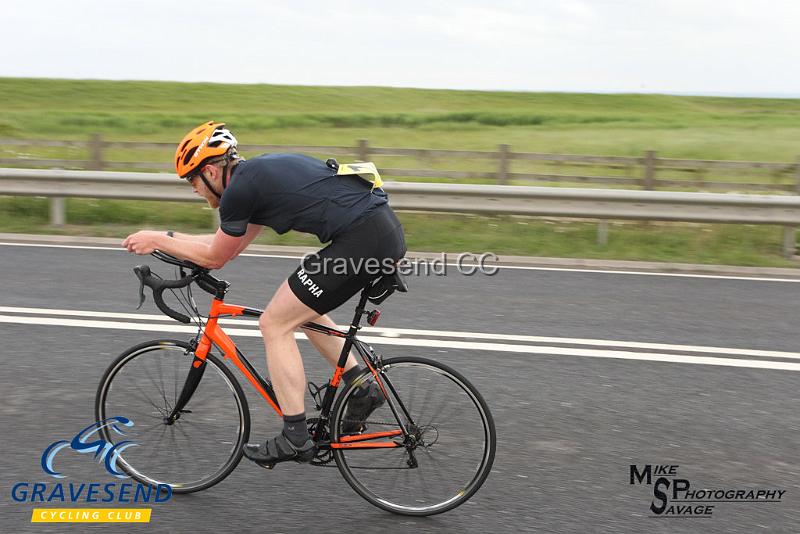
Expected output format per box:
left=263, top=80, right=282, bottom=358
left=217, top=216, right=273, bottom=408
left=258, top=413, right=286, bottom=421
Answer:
left=95, top=339, right=250, bottom=493
left=331, top=356, right=496, bottom=516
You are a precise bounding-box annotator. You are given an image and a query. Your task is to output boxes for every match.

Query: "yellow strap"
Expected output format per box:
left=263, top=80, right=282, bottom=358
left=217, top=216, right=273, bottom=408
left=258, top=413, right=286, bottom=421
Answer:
left=336, top=162, right=383, bottom=189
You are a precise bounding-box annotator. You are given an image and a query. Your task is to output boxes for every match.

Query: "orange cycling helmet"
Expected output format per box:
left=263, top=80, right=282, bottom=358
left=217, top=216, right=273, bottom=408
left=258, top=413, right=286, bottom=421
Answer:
left=174, top=121, right=238, bottom=178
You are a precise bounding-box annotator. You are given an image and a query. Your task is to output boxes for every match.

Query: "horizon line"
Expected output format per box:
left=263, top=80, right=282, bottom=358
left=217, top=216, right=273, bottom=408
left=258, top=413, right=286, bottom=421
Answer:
left=1, top=75, right=799, bottom=100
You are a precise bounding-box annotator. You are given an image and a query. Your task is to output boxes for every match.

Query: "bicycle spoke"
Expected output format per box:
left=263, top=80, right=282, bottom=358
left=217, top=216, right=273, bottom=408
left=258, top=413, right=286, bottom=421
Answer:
left=168, top=428, right=190, bottom=464
left=129, top=382, right=168, bottom=415
left=172, top=355, right=180, bottom=407
left=141, top=362, right=169, bottom=412
left=134, top=419, right=167, bottom=434
left=423, top=393, right=460, bottom=429
left=143, top=424, right=169, bottom=466
left=388, top=450, right=407, bottom=489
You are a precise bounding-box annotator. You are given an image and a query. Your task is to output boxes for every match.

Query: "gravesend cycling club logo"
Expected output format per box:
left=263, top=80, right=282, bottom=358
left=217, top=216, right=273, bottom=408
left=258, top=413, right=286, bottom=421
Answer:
left=10, top=417, right=172, bottom=523
left=630, top=464, right=785, bottom=518
left=41, top=417, right=138, bottom=478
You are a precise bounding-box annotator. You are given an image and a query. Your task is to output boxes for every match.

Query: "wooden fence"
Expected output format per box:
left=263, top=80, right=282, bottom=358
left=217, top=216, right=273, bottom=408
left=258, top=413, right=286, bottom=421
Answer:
left=2, top=136, right=799, bottom=193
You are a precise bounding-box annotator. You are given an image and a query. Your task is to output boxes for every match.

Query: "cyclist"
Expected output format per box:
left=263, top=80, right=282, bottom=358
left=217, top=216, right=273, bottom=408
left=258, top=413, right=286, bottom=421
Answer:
left=122, top=121, right=406, bottom=465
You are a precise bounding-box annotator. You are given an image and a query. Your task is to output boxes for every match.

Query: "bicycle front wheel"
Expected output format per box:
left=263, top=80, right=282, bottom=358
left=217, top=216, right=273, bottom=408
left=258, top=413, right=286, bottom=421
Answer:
left=331, top=356, right=496, bottom=516
left=95, top=339, right=250, bottom=493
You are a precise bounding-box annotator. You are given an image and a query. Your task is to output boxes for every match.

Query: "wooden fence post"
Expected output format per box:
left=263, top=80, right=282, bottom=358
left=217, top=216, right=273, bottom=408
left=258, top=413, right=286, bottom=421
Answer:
left=643, top=150, right=656, bottom=190
left=357, top=139, right=370, bottom=162
left=88, top=133, right=104, bottom=170
left=498, top=144, right=510, bottom=185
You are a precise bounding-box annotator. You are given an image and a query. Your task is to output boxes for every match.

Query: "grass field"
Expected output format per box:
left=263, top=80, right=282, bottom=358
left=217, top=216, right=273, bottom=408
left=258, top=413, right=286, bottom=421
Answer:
left=2, top=77, right=799, bottom=268
left=2, top=77, right=800, bottom=161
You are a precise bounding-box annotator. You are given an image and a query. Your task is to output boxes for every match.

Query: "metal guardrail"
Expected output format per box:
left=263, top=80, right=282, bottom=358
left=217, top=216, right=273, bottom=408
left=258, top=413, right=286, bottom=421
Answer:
left=2, top=168, right=800, bottom=257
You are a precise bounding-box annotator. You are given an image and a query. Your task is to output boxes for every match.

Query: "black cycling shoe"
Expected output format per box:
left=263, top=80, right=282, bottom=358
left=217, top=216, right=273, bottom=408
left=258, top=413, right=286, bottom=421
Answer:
left=243, top=433, right=317, bottom=467
left=341, top=381, right=385, bottom=434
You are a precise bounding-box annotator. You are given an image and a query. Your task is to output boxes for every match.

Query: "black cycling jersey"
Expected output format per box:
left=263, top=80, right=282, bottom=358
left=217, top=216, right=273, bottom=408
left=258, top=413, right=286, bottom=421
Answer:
left=218, top=154, right=388, bottom=242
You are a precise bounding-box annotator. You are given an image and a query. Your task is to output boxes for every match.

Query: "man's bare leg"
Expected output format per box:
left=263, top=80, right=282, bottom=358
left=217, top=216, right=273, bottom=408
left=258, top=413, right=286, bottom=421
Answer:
left=257, top=281, right=321, bottom=416
left=244, top=282, right=371, bottom=465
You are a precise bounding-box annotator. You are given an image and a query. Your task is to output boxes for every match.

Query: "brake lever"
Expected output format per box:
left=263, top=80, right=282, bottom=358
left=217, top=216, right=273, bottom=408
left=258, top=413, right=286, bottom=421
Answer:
left=133, top=265, right=150, bottom=310
left=136, top=279, right=146, bottom=309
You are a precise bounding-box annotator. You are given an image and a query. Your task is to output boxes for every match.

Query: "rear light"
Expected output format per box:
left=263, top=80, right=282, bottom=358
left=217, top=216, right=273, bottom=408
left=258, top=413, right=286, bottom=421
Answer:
left=367, top=310, right=381, bottom=326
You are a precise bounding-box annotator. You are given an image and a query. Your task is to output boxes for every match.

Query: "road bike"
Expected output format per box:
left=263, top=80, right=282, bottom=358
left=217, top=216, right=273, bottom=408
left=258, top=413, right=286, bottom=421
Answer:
left=95, top=251, right=496, bottom=516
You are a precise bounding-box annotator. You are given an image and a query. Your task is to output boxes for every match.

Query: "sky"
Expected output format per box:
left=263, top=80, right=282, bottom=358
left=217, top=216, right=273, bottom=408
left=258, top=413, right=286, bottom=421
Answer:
left=3, top=0, right=800, bottom=96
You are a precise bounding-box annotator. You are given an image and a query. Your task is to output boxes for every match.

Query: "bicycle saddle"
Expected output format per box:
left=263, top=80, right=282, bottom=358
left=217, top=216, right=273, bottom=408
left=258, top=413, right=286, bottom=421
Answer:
left=366, top=271, right=408, bottom=304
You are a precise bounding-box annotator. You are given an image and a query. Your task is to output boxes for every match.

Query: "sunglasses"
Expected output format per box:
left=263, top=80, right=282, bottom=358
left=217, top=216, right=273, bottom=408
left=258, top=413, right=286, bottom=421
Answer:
left=184, top=167, right=206, bottom=184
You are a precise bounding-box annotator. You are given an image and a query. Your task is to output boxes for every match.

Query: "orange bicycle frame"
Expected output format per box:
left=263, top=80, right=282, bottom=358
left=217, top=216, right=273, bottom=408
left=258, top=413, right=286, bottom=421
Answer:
left=179, top=296, right=405, bottom=450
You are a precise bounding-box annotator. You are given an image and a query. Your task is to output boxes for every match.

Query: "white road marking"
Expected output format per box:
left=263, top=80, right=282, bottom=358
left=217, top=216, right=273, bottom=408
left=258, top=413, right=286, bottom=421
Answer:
left=2, top=241, right=799, bottom=282
left=1, top=306, right=798, bottom=360
left=2, top=312, right=800, bottom=372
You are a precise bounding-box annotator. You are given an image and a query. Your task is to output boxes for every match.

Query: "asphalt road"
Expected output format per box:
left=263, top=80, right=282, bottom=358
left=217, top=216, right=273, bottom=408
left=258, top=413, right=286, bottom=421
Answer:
left=2, top=242, right=800, bottom=533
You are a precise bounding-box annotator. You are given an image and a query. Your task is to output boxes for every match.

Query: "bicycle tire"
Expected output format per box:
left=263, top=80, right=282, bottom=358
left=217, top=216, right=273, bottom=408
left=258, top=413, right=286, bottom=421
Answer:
left=331, top=356, right=496, bottom=516
left=95, top=339, right=250, bottom=493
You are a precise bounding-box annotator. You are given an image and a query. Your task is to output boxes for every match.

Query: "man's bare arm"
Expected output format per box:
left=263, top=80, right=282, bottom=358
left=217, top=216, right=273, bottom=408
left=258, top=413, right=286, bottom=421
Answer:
left=169, top=232, right=216, bottom=245
left=123, top=229, right=242, bottom=269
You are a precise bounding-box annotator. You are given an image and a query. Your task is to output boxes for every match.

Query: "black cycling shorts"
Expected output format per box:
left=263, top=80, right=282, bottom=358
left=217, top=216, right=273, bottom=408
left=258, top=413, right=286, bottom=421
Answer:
left=287, top=204, right=406, bottom=315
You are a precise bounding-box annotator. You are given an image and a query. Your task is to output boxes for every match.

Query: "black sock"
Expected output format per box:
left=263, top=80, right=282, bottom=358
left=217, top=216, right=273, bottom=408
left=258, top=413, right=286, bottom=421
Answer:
left=283, top=413, right=309, bottom=447
left=342, top=364, right=364, bottom=387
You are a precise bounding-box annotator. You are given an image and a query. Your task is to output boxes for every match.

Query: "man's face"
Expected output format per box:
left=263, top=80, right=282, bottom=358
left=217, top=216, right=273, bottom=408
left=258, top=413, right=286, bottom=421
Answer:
left=187, top=165, right=221, bottom=209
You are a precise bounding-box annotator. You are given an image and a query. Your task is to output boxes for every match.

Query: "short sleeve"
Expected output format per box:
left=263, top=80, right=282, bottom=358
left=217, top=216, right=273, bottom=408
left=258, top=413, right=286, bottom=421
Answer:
left=219, top=178, right=256, bottom=237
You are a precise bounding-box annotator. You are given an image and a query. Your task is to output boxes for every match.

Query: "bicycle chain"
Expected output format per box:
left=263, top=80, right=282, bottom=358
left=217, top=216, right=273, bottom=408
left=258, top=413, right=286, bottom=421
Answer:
left=343, top=419, right=402, bottom=427
left=307, top=417, right=411, bottom=467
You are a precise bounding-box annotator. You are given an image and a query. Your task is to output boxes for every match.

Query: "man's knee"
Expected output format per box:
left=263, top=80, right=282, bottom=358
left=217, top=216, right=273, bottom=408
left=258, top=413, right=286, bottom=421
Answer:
left=260, top=281, right=322, bottom=340
left=259, top=306, right=294, bottom=340
left=259, top=305, right=317, bottom=340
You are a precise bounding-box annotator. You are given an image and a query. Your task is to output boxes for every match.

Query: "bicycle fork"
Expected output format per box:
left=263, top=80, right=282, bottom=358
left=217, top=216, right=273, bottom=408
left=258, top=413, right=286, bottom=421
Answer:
left=164, top=340, right=205, bottom=425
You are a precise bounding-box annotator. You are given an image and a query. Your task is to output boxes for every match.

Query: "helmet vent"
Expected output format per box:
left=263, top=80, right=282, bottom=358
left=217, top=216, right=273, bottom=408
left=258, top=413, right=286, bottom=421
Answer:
left=182, top=150, right=195, bottom=166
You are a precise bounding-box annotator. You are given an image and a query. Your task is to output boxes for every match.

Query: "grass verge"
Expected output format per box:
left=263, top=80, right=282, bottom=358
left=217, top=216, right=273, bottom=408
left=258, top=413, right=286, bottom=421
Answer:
left=2, top=197, right=798, bottom=268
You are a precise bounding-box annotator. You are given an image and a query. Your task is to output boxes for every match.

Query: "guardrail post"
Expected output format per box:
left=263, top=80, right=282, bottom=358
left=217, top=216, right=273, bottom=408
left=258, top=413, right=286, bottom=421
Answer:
left=89, top=134, right=105, bottom=171
left=498, top=144, right=510, bottom=185
left=643, top=150, right=657, bottom=190
left=50, top=198, right=66, bottom=226
left=357, top=139, right=370, bottom=162
left=597, top=221, right=609, bottom=246
left=783, top=227, right=796, bottom=258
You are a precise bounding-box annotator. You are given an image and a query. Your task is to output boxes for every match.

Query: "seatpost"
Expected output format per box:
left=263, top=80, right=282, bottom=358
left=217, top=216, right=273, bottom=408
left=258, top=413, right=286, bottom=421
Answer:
left=331, top=289, right=371, bottom=379
left=330, top=289, right=370, bottom=372
left=348, top=289, right=371, bottom=334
